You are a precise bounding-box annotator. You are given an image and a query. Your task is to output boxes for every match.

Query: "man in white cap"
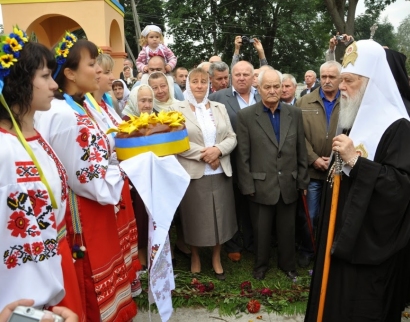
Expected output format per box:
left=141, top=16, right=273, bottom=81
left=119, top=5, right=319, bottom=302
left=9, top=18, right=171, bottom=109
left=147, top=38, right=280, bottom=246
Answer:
left=305, top=40, right=410, bottom=321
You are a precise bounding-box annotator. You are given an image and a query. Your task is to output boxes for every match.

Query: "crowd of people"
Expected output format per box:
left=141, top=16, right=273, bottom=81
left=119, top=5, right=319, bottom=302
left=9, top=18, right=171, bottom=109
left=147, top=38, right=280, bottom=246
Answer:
left=1, top=22, right=410, bottom=322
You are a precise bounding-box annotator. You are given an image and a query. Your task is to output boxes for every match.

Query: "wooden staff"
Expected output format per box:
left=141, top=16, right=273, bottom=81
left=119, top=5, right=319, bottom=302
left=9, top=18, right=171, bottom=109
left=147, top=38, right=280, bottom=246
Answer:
left=317, top=152, right=342, bottom=322
left=301, top=193, right=316, bottom=253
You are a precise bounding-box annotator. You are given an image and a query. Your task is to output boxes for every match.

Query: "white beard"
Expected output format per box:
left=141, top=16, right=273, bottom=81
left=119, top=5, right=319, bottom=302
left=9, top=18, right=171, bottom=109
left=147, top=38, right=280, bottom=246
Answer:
left=338, top=79, right=368, bottom=129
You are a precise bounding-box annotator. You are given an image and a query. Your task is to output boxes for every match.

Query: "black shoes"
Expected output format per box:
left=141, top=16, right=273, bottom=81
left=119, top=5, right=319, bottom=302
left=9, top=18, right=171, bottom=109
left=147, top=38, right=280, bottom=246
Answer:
left=282, top=270, right=299, bottom=280
left=252, top=269, right=266, bottom=280
left=214, top=271, right=226, bottom=281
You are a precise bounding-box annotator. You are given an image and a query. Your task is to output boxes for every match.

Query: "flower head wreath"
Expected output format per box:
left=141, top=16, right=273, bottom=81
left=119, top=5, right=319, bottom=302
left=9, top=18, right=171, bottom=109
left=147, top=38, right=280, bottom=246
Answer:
left=0, top=26, right=57, bottom=208
left=53, top=31, right=78, bottom=79
left=0, top=26, right=28, bottom=81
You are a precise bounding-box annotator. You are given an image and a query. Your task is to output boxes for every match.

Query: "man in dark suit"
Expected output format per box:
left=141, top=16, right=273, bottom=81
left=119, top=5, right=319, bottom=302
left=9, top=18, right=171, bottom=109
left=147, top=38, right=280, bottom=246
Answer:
left=236, top=69, right=309, bottom=280
left=209, top=60, right=261, bottom=262
left=300, top=70, right=320, bottom=97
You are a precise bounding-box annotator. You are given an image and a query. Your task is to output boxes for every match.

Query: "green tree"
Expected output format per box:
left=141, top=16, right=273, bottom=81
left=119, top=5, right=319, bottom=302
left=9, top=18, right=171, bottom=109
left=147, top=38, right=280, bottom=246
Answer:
left=354, top=15, right=397, bottom=49
left=396, top=14, right=410, bottom=74
left=324, top=0, right=399, bottom=61
left=123, top=0, right=165, bottom=58
left=165, top=0, right=332, bottom=81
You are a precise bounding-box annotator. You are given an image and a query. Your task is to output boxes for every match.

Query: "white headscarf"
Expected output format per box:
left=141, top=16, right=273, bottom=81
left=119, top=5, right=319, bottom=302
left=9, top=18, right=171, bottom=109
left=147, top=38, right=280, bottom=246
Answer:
left=141, top=25, right=162, bottom=37
left=122, top=84, right=154, bottom=117
left=341, top=40, right=409, bottom=162
left=113, top=79, right=130, bottom=112
left=142, top=72, right=178, bottom=112
left=183, top=69, right=210, bottom=111
left=123, top=67, right=135, bottom=87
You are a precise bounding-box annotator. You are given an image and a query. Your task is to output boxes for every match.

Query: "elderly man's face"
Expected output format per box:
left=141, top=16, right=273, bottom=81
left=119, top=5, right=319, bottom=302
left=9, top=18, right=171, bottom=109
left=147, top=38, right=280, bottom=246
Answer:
left=305, top=72, right=316, bottom=86
left=259, top=70, right=282, bottom=108
left=232, top=62, right=253, bottom=94
left=281, top=79, right=297, bottom=103
left=339, top=72, right=365, bottom=100
left=148, top=58, right=166, bottom=74
left=210, top=69, right=229, bottom=91
left=338, top=72, right=368, bottom=129
left=320, top=66, right=340, bottom=95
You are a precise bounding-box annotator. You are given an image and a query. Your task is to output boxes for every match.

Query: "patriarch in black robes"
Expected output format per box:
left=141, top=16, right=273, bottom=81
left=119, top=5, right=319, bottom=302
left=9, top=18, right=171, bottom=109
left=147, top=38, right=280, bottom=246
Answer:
left=305, top=40, right=410, bottom=322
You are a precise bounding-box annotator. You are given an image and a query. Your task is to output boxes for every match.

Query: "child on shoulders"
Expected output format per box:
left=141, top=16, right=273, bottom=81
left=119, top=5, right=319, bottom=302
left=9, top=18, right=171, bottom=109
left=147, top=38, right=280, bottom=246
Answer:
left=136, top=25, right=177, bottom=74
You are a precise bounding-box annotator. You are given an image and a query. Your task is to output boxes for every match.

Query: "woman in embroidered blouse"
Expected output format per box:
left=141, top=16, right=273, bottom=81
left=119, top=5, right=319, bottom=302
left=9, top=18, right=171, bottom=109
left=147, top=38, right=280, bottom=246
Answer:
left=89, top=51, right=142, bottom=289
left=87, top=53, right=122, bottom=130
left=170, top=68, right=237, bottom=279
left=0, top=38, right=82, bottom=319
left=35, top=37, right=139, bottom=322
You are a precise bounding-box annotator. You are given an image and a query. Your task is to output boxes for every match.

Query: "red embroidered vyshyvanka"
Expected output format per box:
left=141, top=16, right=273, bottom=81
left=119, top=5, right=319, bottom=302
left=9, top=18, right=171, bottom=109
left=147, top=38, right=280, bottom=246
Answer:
left=35, top=97, right=140, bottom=322
left=0, top=128, right=84, bottom=320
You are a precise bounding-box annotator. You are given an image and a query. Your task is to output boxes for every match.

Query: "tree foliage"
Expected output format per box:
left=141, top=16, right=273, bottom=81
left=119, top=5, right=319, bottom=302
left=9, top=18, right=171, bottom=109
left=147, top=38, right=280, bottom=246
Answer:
left=123, top=0, right=165, bottom=57
left=396, top=14, right=410, bottom=74
left=354, top=15, right=397, bottom=49
left=164, top=0, right=333, bottom=81
left=323, top=0, right=398, bottom=61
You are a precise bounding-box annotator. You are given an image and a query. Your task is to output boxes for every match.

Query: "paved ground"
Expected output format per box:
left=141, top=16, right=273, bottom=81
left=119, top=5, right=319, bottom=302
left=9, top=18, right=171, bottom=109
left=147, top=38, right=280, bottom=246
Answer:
left=134, top=306, right=410, bottom=321
left=134, top=307, right=304, bottom=321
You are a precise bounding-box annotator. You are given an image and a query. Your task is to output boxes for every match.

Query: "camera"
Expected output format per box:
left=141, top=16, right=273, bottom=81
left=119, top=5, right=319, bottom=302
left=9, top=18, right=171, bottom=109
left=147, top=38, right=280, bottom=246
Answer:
left=241, top=36, right=254, bottom=45
left=335, top=35, right=344, bottom=41
left=8, top=306, right=64, bottom=322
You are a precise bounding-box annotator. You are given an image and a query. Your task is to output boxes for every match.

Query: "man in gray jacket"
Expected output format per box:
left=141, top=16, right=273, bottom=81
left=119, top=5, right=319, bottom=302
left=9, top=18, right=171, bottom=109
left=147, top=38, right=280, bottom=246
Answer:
left=237, top=69, right=309, bottom=280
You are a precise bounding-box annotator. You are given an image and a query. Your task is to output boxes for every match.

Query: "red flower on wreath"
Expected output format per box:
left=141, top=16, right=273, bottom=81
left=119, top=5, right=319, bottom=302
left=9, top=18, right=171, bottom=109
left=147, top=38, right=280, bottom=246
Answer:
left=247, top=299, right=261, bottom=313
left=5, top=254, right=18, bottom=269
left=7, top=211, right=30, bottom=237
left=31, top=242, right=44, bottom=255
left=27, top=190, right=48, bottom=217
left=76, top=127, right=90, bottom=148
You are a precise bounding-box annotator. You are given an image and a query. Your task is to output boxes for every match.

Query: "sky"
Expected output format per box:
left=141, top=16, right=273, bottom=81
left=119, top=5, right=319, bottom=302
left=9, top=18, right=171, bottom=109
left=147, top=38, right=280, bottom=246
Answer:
left=356, top=0, right=410, bottom=30
left=0, top=0, right=409, bottom=30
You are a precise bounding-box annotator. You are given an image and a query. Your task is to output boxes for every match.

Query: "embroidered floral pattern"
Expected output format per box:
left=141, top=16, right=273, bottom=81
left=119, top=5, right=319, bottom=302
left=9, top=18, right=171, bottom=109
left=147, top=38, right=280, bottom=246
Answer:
left=7, top=211, right=30, bottom=237
left=75, top=115, right=111, bottom=184
left=4, top=190, right=58, bottom=269
left=37, top=137, right=68, bottom=202
left=150, top=244, right=160, bottom=268
left=76, top=127, right=90, bottom=148
left=3, top=239, right=58, bottom=269
left=15, top=161, right=40, bottom=183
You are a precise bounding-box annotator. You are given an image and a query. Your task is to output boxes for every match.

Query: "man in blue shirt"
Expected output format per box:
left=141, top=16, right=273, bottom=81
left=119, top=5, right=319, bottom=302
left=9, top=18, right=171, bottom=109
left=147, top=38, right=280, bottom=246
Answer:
left=295, top=60, right=342, bottom=267
left=236, top=69, right=309, bottom=280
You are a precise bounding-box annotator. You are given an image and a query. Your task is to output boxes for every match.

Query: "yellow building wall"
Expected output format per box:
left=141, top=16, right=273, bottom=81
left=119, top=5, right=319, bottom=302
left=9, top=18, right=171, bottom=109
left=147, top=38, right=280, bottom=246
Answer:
left=1, top=0, right=126, bottom=78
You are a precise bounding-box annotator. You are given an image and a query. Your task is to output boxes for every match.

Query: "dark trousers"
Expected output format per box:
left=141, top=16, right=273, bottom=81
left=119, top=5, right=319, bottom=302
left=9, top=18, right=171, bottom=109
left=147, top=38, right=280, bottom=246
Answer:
left=224, top=183, right=253, bottom=253
left=250, top=197, right=297, bottom=272
left=296, top=194, right=315, bottom=256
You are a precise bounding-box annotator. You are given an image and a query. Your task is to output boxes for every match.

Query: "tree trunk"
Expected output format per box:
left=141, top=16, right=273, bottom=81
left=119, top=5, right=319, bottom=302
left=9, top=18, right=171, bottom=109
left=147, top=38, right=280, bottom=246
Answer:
left=324, top=0, right=359, bottom=63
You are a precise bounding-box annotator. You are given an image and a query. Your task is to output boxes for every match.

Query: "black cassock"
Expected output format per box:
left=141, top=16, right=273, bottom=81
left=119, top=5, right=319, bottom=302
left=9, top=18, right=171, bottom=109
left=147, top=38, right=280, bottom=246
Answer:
left=305, top=118, right=410, bottom=322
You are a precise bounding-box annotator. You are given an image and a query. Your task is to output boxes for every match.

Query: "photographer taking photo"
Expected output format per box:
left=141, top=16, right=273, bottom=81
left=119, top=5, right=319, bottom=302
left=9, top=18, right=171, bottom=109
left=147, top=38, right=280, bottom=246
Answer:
left=231, top=35, right=269, bottom=70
